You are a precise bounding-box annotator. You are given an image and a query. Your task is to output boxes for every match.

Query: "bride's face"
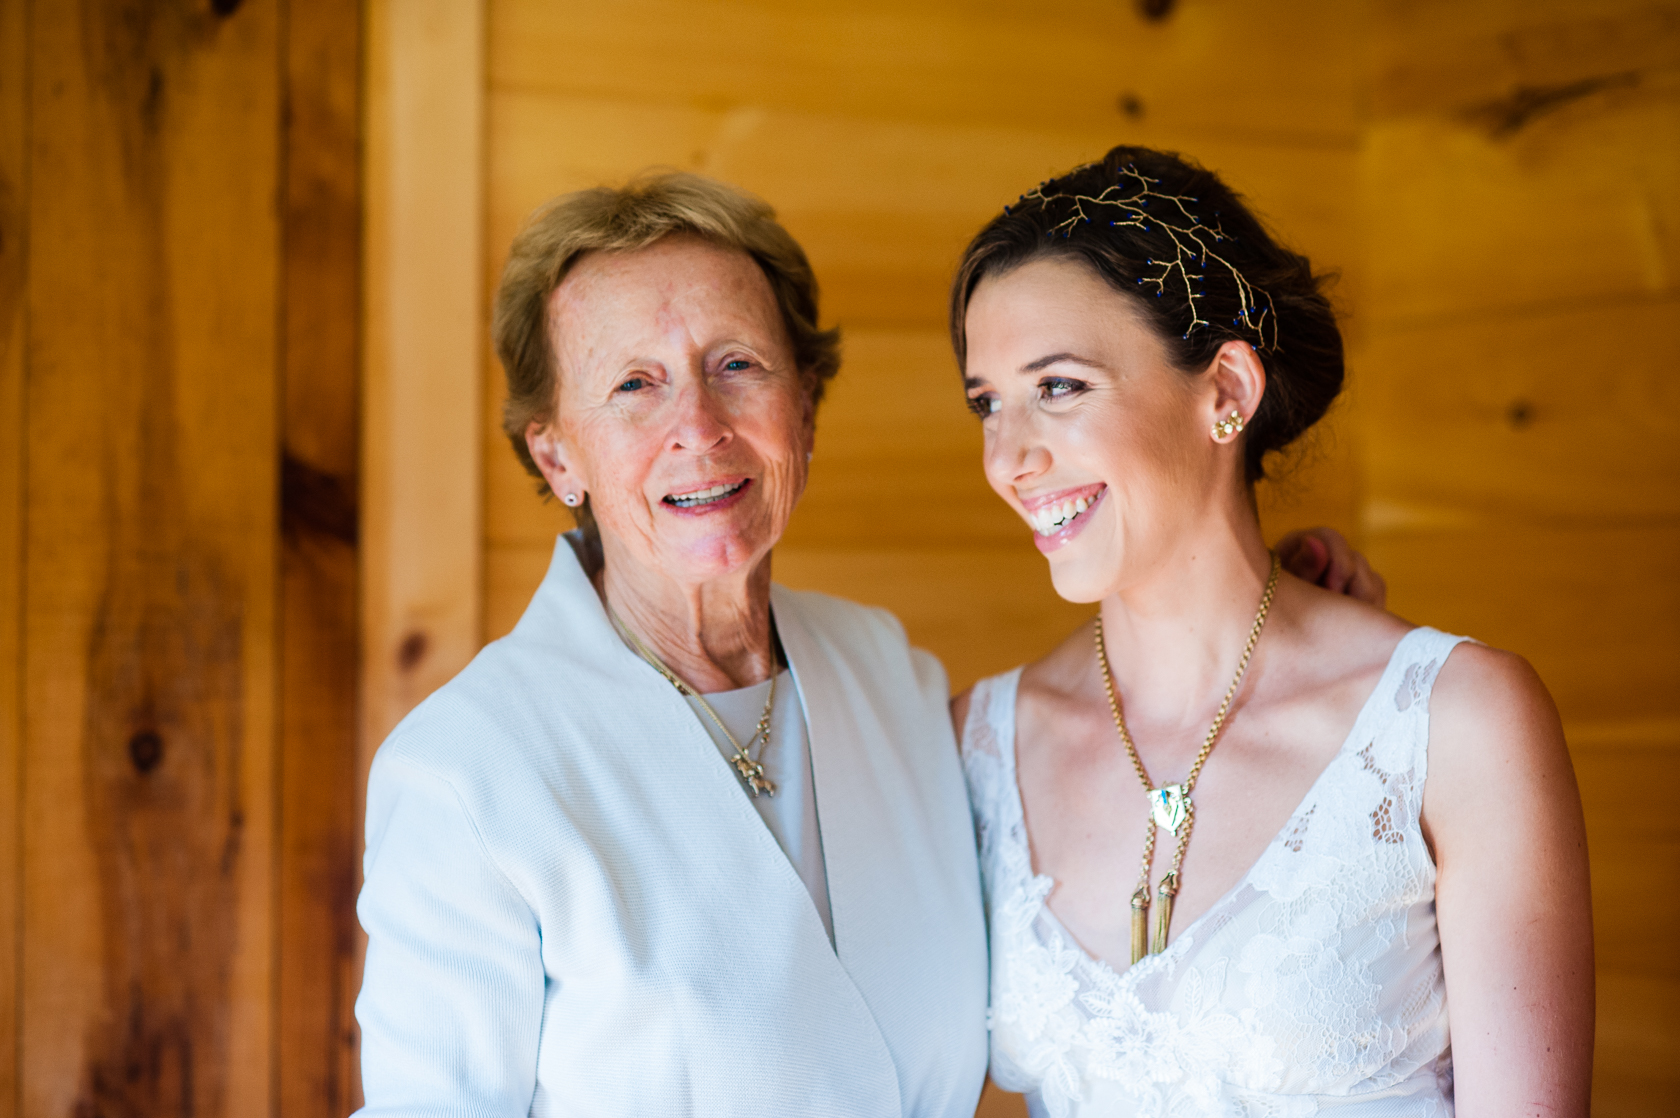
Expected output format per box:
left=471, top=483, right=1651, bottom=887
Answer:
left=962, top=257, right=1235, bottom=603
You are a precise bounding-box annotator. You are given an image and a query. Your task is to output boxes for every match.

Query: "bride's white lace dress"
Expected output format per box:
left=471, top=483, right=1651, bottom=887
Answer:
left=960, top=627, right=1466, bottom=1117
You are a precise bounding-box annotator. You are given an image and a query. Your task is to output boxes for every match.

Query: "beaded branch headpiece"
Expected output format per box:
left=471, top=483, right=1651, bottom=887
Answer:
left=1008, top=163, right=1279, bottom=352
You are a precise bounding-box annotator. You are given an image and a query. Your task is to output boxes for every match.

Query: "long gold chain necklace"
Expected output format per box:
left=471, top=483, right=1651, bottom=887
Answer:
left=608, top=603, right=779, bottom=797
left=1094, top=551, right=1280, bottom=963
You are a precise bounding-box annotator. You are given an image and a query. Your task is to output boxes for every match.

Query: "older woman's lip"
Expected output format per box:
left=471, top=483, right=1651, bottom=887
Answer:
left=662, top=477, right=752, bottom=510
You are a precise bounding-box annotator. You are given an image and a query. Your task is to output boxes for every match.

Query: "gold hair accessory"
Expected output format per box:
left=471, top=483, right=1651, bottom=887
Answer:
left=1212, top=411, right=1245, bottom=440
left=1013, top=164, right=1277, bottom=351
left=1095, top=551, right=1280, bottom=962
left=608, top=603, right=778, bottom=797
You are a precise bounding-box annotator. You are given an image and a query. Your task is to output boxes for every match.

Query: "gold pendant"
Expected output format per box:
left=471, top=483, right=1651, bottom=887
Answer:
left=1129, top=888, right=1150, bottom=964
left=1149, top=784, right=1190, bottom=833
left=732, top=753, right=776, bottom=798
left=1150, top=871, right=1179, bottom=955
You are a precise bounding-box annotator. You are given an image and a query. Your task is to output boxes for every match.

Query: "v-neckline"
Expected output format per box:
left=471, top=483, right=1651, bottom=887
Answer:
left=1000, top=627, right=1423, bottom=980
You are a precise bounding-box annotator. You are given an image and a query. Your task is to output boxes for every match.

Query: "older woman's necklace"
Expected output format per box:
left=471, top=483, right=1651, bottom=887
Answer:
left=607, top=604, right=779, bottom=798
left=1094, top=552, right=1280, bottom=963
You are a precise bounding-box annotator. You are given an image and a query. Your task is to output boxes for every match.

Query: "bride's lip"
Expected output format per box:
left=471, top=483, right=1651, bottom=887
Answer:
left=1018, top=482, right=1107, bottom=513
left=1025, top=484, right=1107, bottom=554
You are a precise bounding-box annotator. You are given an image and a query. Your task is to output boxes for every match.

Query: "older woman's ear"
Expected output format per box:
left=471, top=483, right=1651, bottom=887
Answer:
left=526, top=420, right=586, bottom=506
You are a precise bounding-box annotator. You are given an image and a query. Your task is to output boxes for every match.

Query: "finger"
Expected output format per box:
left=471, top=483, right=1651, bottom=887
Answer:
left=1311, top=526, right=1354, bottom=593
left=1280, top=533, right=1330, bottom=584
left=1348, top=559, right=1388, bottom=609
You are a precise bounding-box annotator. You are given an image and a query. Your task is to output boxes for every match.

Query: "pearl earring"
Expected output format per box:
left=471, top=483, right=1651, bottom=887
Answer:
left=1211, top=411, right=1245, bottom=441
left=562, top=492, right=580, bottom=507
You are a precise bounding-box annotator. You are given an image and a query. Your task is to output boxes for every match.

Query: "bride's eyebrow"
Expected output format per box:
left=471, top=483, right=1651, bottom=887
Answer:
left=1021, top=352, right=1102, bottom=373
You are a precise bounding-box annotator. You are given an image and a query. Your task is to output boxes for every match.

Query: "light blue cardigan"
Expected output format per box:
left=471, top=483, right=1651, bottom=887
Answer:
left=354, top=535, right=988, bottom=1117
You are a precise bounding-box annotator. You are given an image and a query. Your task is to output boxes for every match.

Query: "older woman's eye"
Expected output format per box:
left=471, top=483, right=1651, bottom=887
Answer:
left=722, top=358, right=752, bottom=372
left=966, top=394, right=1000, bottom=419
left=616, top=376, right=651, bottom=393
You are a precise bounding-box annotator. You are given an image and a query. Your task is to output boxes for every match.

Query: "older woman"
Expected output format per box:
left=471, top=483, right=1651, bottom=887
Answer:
left=352, top=172, right=1375, bottom=1116
left=355, top=174, right=988, bottom=1117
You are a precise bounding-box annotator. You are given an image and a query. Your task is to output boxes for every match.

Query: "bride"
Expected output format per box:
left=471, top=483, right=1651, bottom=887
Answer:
left=949, top=148, right=1593, bottom=1115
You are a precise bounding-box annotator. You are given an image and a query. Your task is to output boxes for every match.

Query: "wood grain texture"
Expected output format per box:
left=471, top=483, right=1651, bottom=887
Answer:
left=0, top=0, right=24, bottom=1111
left=1572, top=718, right=1680, bottom=1115
left=279, top=0, right=364, bottom=1113
left=1359, top=83, right=1679, bottom=325
left=489, top=0, right=1363, bottom=141
left=1356, top=298, right=1680, bottom=520
left=362, top=0, right=486, bottom=759
left=20, top=1, right=279, bottom=1113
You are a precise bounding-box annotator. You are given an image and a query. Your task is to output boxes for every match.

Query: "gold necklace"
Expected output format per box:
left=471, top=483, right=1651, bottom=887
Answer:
left=608, top=603, right=779, bottom=797
left=1094, top=551, right=1280, bottom=963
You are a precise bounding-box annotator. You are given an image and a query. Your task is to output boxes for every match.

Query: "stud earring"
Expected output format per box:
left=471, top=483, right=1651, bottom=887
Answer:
left=562, top=492, right=580, bottom=507
left=1211, top=411, right=1245, bottom=441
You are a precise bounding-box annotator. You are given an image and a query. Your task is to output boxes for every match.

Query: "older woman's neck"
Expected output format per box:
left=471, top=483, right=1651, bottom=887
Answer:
left=599, top=554, right=777, bottom=693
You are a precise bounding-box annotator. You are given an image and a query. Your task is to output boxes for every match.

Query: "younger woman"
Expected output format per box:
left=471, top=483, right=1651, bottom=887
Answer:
left=951, top=147, right=1593, bottom=1116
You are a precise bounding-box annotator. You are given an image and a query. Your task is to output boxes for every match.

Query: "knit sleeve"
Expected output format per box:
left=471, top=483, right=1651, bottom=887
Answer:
left=355, top=751, right=544, bottom=1117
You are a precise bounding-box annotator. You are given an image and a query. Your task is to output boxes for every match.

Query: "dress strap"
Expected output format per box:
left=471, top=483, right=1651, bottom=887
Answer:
left=1376, top=626, right=1472, bottom=793
left=958, top=667, right=1023, bottom=770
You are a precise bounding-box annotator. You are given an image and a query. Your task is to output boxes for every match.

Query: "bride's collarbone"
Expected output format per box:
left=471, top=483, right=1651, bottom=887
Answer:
left=1012, top=665, right=1389, bottom=970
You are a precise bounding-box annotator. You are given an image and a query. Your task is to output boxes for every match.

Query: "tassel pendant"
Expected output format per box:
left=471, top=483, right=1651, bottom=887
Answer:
left=1150, top=871, right=1179, bottom=955
left=1129, top=887, right=1150, bottom=964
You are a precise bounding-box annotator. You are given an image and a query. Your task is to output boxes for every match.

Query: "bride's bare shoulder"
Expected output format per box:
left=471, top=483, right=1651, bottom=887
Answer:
left=1279, top=571, right=1413, bottom=666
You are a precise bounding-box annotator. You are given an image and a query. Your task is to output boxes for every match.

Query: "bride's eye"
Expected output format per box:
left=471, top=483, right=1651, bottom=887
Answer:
left=966, top=393, right=1000, bottom=419
left=1040, top=377, right=1086, bottom=400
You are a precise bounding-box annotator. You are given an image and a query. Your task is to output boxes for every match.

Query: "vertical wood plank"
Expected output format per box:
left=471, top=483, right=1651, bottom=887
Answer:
left=20, top=2, right=279, bottom=1113
left=0, top=0, right=25, bottom=1111
left=362, top=0, right=485, bottom=760
left=279, top=0, right=363, bottom=1113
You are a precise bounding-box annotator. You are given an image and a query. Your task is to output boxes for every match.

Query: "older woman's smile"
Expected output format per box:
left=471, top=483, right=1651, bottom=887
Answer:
left=663, top=477, right=751, bottom=511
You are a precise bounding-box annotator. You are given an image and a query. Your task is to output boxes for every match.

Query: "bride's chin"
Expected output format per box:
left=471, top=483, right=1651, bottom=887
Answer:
left=1044, top=550, right=1118, bottom=606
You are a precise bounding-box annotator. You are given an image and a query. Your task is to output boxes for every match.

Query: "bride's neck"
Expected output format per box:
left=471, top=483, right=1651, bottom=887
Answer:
left=597, top=543, right=776, bottom=694
left=1095, top=516, right=1276, bottom=732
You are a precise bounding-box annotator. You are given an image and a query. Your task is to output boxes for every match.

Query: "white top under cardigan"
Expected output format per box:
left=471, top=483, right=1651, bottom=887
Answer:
left=685, top=670, right=833, bottom=943
left=354, top=534, right=988, bottom=1117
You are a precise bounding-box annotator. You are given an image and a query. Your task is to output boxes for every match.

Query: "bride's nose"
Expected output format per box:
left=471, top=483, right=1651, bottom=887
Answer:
left=986, top=410, right=1052, bottom=487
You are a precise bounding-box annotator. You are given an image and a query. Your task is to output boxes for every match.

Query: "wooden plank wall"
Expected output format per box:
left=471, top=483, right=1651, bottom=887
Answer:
left=1358, top=1, right=1680, bottom=1112
left=0, top=1, right=363, bottom=1114
left=479, top=1, right=1677, bottom=1114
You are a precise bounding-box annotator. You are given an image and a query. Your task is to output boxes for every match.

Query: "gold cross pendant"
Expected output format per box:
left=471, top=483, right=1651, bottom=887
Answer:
left=732, top=753, right=777, bottom=798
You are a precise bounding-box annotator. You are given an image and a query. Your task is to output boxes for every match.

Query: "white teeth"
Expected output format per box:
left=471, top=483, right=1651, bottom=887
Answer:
left=668, top=481, right=744, bottom=507
left=1029, top=493, right=1098, bottom=536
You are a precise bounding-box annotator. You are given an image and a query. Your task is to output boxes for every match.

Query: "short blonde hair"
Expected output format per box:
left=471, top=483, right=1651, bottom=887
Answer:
left=492, top=171, right=842, bottom=500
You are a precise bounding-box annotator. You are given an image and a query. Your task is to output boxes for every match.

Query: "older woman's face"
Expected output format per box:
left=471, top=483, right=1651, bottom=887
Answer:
left=533, top=235, right=812, bottom=587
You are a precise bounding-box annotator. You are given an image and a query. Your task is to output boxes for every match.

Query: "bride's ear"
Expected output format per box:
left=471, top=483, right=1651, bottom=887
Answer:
left=1205, top=341, right=1266, bottom=443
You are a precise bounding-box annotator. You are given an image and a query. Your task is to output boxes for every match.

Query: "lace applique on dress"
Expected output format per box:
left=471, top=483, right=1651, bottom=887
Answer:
left=959, top=629, right=1468, bottom=1118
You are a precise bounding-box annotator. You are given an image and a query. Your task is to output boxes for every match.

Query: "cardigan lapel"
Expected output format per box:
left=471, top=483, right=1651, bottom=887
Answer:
left=519, top=539, right=905, bottom=1114
left=773, top=583, right=931, bottom=1102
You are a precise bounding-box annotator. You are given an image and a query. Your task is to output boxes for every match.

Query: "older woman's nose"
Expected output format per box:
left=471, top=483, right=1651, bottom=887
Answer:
left=668, top=381, right=733, bottom=453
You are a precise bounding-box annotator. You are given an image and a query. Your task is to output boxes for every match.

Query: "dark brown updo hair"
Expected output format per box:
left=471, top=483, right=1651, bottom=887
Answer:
left=950, top=146, right=1342, bottom=483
